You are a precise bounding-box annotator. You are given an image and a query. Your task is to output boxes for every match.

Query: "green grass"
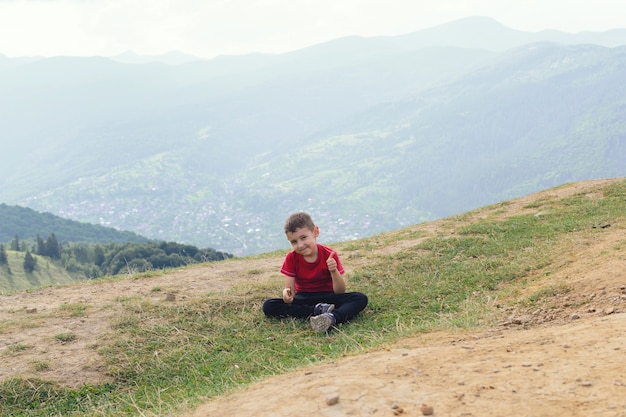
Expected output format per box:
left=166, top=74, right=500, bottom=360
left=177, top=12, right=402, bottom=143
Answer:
left=0, top=251, right=77, bottom=294
left=59, top=303, right=89, bottom=317
left=53, top=333, right=78, bottom=344
left=1, top=179, right=624, bottom=416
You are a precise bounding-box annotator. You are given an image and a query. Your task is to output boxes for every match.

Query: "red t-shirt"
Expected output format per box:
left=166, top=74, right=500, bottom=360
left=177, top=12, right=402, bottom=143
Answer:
left=280, top=244, right=345, bottom=293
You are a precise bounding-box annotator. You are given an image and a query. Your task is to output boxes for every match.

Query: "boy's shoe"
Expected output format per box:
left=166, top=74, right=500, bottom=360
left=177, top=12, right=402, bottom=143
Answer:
left=313, top=303, right=335, bottom=316
left=310, top=312, right=336, bottom=332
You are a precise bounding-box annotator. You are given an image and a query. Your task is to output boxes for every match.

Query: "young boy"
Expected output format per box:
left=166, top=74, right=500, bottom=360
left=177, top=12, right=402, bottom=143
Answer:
left=262, top=212, right=368, bottom=332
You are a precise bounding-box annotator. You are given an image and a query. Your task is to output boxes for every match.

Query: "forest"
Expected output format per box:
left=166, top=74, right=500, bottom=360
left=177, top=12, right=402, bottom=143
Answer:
left=1, top=233, right=232, bottom=279
left=0, top=204, right=232, bottom=285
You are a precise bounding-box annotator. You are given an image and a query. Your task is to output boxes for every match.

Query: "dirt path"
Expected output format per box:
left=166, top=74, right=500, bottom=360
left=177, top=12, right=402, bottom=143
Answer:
left=1, top=178, right=625, bottom=416
left=187, top=313, right=626, bottom=417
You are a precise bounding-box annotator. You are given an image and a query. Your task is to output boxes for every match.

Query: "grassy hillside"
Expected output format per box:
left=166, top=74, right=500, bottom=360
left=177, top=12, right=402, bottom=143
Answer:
left=0, top=178, right=624, bottom=416
left=0, top=250, right=77, bottom=294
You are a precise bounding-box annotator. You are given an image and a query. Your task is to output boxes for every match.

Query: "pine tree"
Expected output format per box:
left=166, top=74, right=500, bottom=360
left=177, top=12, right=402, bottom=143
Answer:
left=23, top=249, right=37, bottom=273
left=0, top=244, right=7, bottom=264
left=36, top=234, right=46, bottom=256
left=45, top=233, right=61, bottom=259
left=10, top=234, right=20, bottom=251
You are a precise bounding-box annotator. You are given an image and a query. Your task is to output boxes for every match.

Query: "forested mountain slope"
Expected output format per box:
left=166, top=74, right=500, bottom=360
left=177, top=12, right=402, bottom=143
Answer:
left=0, top=204, right=147, bottom=244
left=1, top=17, right=625, bottom=255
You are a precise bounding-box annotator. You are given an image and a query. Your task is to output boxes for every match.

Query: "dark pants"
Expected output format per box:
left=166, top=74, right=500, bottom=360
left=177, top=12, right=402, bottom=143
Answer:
left=262, top=291, right=368, bottom=324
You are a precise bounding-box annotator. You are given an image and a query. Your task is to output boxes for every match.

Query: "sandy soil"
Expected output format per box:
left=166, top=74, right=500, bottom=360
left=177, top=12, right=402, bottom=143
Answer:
left=1, top=178, right=625, bottom=417
left=188, top=314, right=626, bottom=417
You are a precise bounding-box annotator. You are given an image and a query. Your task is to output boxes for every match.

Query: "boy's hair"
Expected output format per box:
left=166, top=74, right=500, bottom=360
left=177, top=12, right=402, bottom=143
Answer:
left=284, top=212, right=316, bottom=234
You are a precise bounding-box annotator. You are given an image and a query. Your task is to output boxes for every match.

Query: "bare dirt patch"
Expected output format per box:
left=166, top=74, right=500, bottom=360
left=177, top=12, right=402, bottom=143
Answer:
left=0, top=258, right=282, bottom=388
left=1, top=178, right=625, bottom=416
left=187, top=314, right=626, bottom=417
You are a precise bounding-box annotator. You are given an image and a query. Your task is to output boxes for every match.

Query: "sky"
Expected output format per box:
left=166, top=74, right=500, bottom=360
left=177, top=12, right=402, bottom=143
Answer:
left=1, top=0, right=625, bottom=59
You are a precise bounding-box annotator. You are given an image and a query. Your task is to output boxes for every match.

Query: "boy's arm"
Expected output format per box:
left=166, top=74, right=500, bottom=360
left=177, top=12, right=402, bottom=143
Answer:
left=327, top=251, right=346, bottom=294
left=283, top=276, right=295, bottom=304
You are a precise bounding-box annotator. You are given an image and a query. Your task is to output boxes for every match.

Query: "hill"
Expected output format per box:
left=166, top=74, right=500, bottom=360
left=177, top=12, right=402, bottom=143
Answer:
left=0, top=204, right=233, bottom=294
left=1, top=18, right=626, bottom=256
left=0, top=250, right=76, bottom=294
left=0, top=203, right=148, bottom=244
left=0, top=178, right=624, bottom=416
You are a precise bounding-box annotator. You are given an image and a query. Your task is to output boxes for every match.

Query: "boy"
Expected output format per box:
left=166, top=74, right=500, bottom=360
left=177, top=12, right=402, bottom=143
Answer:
left=262, top=212, right=368, bottom=332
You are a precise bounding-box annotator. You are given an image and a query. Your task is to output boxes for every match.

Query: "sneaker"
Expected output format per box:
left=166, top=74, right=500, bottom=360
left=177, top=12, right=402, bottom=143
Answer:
left=313, top=303, right=335, bottom=316
left=310, top=312, right=336, bottom=332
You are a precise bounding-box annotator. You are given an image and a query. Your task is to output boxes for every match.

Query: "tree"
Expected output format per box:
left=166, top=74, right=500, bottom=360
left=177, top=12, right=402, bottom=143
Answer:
left=36, top=234, right=45, bottom=256
left=45, top=233, right=61, bottom=259
left=0, top=244, right=7, bottom=264
left=23, top=250, right=37, bottom=272
left=10, top=234, right=20, bottom=251
left=93, top=245, right=105, bottom=267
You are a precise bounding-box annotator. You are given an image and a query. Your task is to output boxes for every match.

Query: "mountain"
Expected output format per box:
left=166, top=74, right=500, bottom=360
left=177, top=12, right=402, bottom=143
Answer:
left=109, top=50, right=202, bottom=65
left=0, top=204, right=149, bottom=244
left=387, top=16, right=626, bottom=51
left=0, top=53, right=43, bottom=69
left=1, top=17, right=625, bottom=256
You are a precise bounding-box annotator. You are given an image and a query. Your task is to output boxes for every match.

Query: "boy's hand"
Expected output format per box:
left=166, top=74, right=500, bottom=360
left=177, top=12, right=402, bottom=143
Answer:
left=326, top=251, right=338, bottom=273
left=282, top=287, right=294, bottom=304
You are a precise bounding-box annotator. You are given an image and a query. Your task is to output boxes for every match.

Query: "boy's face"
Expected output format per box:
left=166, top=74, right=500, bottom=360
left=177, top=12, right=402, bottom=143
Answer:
left=286, top=226, right=319, bottom=258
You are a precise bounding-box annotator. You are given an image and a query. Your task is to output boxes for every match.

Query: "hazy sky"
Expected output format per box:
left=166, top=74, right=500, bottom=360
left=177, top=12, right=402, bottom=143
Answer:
left=1, top=0, right=625, bottom=58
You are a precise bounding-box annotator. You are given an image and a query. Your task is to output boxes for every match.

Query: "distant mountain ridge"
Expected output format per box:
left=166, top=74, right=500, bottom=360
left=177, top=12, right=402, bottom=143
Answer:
left=110, top=50, right=201, bottom=65
left=0, top=204, right=148, bottom=244
left=388, top=16, right=626, bottom=51
left=1, top=17, right=625, bottom=255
